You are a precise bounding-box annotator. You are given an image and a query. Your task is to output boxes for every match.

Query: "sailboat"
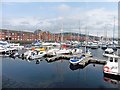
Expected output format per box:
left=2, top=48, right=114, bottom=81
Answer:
left=56, top=23, right=72, bottom=55
left=101, top=25, right=108, bottom=50
left=84, top=26, right=92, bottom=57
left=71, top=21, right=83, bottom=55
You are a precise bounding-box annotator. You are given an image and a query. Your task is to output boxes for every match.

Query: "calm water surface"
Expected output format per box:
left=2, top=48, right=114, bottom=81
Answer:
left=2, top=48, right=120, bottom=88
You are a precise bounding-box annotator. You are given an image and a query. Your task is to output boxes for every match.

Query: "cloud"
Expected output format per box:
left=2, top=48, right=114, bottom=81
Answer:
left=57, top=4, right=71, bottom=11
left=2, top=3, right=118, bottom=37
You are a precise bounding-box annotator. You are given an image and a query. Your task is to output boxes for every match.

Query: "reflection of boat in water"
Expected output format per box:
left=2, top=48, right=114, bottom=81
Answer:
left=69, top=63, right=85, bottom=70
left=103, top=73, right=120, bottom=85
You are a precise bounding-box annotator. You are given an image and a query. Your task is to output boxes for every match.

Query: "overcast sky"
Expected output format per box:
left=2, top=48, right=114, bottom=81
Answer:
left=1, top=1, right=118, bottom=38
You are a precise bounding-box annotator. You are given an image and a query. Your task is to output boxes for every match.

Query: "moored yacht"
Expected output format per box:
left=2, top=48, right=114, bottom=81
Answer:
left=103, top=48, right=114, bottom=57
left=29, top=50, right=46, bottom=60
left=69, top=55, right=85, bottom=65
left=103, top=54, right=120, bottom=76
left=90, top=42, right=99, bottom=49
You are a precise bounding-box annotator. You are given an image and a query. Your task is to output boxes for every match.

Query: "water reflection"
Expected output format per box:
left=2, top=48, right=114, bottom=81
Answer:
left=69, top=64, right=85, bottom=70
left=2, top=48, right=120, bottom=88
left=103, top=73, right=120, bottom=85
left=46, top=59, right=65, bottom=64
left=36, top=60, right=41, bottom=64
left=69, top=62, right=97, bottom=71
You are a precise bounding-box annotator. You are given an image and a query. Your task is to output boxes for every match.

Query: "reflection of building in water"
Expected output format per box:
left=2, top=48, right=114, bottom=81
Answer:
left=55, top=61, right=64, bottom=86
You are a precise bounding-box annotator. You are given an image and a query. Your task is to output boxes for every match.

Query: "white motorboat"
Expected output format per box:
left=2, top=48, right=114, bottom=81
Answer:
left=29, top=51, right=46, bottom=60
left=90, top=42, right=99, bottom=49
left=103, top=48, right=114, bottom=57
left=0, top=41, right=24, bottom=50
left=42, top=42, right=60, bottom=46
left=69, top=55, right=85, bottom=65
left=46, top=48, right=59, bottom=56
left=0, top=41, right=9, bottom=48
left=103, top=54, right=120, bottom=76
left=56, top=48, right=71, bottom=55
left=23, top=50, right=36, bottom=59
left=71, top=48, right=83, bottom=55
left=9, top=43, right=24, bottom=50
left=0, top=46, right=7, bottom=53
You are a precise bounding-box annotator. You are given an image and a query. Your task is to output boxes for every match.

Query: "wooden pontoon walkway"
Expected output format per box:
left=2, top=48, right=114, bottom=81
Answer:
left=78, top=57, right=106, bottom=67
left=46, top=54, right=106, bottom=66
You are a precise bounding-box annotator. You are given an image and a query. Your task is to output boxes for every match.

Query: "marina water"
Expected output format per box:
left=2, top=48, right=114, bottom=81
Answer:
left=2, top=48, right=120, bottom=88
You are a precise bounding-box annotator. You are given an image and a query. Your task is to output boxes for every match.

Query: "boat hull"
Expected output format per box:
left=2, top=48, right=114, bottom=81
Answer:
left=104, top=72, right=120, bottom=78
left=101, top=47, right=107, bottom=50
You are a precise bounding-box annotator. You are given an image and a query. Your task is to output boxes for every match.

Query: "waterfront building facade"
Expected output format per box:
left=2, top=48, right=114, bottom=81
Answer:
left=0, top=29, right=88, bottom=42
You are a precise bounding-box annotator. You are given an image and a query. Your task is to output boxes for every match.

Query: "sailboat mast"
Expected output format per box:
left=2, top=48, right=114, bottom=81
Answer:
left=85, top=26, right=87, bottom=53
left=61, top=23, right=63, bottom=43
left=78, top=21, right=81, bottom=42
left=113, top=16, right=115, bottom=46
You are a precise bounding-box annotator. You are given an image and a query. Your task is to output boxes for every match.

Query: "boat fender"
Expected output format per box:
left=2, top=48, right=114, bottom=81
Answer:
left=36, top=60, right=40, bottom=64
left=103, top=66, right=110, bottom=72
left=21, top=54, right=24, bottom=57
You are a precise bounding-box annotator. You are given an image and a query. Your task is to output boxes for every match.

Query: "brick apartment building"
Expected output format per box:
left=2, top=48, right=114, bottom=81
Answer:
left=0, top=29, right=86, bottom=43
left=0, top=29, right=36, bottom=42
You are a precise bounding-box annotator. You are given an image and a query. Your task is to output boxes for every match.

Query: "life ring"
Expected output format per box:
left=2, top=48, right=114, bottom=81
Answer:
left=103, top=66, right=110, bottom=72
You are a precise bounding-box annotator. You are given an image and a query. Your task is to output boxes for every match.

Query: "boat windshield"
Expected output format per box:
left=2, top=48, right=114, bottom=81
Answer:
left=72, top=56, right=78, bottom=59
left=79, top=55, right=84, bottom=59
left=40, top=52, right=43, bottom=54
left=115, top=58, right=118, bottom=62
left=110, top=57, right=113, bottom=62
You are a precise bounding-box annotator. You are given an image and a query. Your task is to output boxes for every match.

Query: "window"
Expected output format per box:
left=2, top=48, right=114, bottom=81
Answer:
left=115, top=58, right=118, bottom=63
left=12, top=33, right=14, bottom=35
left=110, top=57, right=113, bottom=62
